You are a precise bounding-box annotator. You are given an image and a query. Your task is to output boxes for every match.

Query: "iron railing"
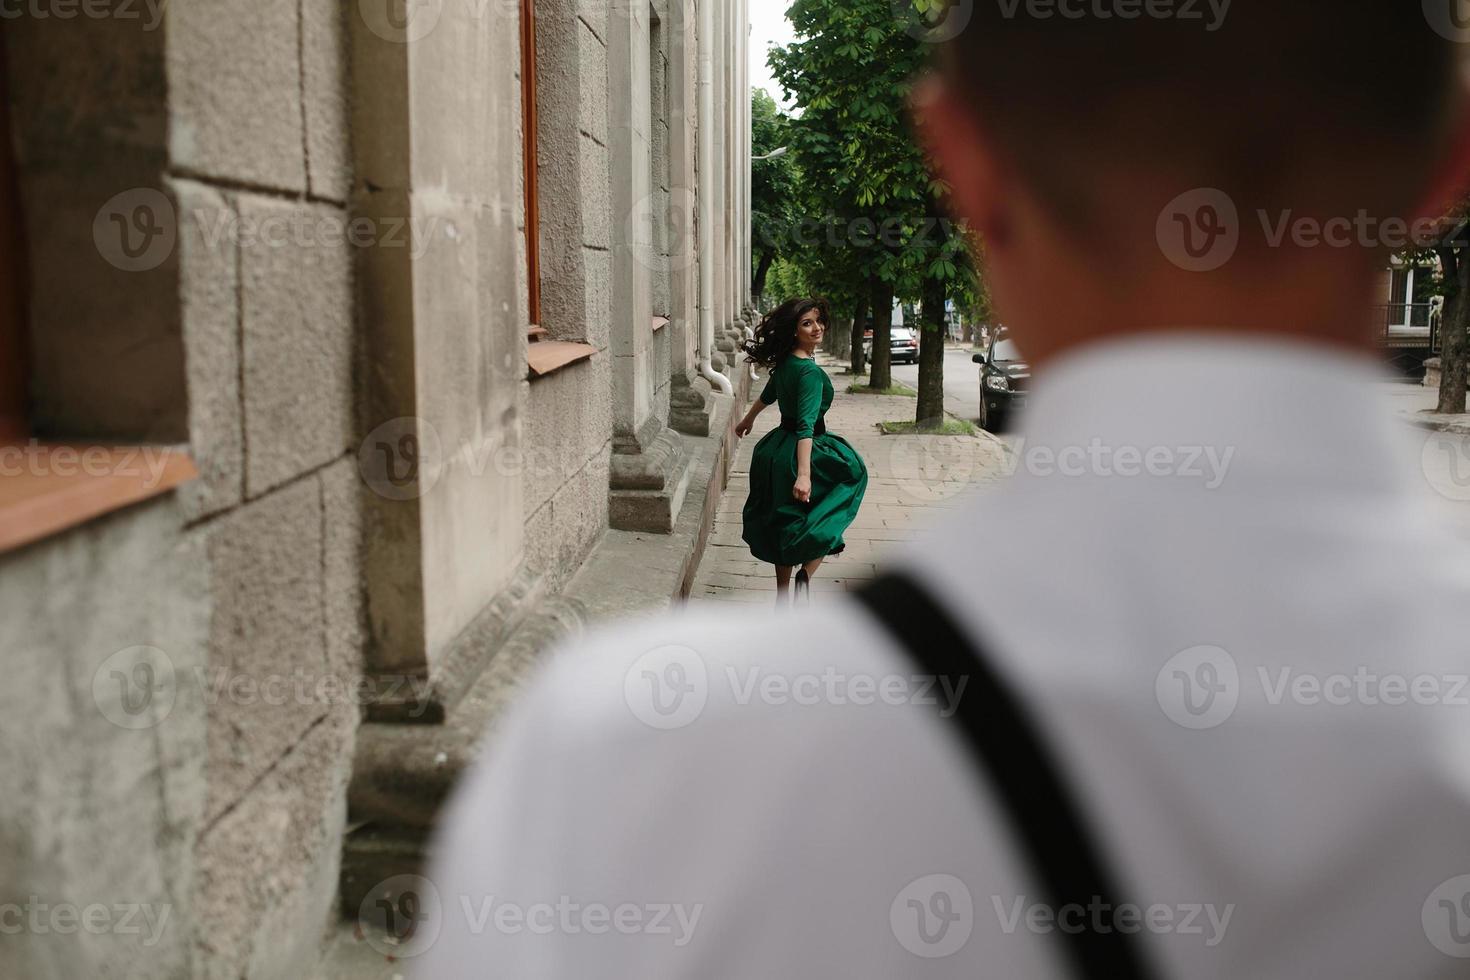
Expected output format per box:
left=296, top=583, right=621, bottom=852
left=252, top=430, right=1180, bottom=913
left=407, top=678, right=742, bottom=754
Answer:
left=1376, top=303, right=1440, bottom=351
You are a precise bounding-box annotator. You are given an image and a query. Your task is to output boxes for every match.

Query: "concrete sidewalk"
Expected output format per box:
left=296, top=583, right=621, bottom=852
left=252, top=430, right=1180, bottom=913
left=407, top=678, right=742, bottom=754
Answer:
left=1380, top=381, right=1470, bottom=435
left=686, top=355, right=1008, bottom=606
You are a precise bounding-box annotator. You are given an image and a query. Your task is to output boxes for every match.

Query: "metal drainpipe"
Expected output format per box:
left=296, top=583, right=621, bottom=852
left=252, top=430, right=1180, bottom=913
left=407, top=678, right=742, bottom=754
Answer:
left=697, top=0, right=733, bottom=396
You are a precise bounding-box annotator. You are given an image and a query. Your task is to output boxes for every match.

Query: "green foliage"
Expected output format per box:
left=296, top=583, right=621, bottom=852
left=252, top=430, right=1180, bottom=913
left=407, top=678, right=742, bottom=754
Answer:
left=847, top=381, right=918, bottom=396
left=767, top=0, right=979, bottom=313
left=762, top=256, right=810, bottom=310
left=751, top=88, right=802, bottom=304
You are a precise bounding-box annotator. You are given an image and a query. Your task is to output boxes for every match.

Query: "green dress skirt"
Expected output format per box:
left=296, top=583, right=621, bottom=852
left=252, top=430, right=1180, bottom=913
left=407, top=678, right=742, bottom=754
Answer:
left=742, top=355, right=868, bottom=566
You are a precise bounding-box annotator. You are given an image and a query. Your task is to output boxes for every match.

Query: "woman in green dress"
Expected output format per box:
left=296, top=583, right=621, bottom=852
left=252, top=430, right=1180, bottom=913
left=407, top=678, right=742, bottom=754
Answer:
left=734, top=297, right=868, bottom=604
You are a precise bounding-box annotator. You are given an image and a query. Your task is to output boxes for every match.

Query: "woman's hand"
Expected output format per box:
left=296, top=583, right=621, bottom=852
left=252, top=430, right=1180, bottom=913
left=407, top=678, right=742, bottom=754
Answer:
left=734, top=417, right=754, bottom=438
left=792, top=473, right=812, bottom=503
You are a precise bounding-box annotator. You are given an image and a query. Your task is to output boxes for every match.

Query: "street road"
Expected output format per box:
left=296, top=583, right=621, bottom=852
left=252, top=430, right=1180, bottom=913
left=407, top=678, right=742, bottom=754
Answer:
left=891, top=346, right=984, bottom=424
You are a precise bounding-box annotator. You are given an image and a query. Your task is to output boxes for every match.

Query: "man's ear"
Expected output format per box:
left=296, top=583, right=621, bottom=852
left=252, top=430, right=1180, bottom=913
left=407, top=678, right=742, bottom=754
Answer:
left=909, top=74, right=1009, bottom=248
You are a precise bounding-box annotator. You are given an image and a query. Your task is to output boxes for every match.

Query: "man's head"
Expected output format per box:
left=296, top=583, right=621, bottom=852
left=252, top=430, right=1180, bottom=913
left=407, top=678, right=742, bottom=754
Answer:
left=914, top=2, right=1468, bottom=365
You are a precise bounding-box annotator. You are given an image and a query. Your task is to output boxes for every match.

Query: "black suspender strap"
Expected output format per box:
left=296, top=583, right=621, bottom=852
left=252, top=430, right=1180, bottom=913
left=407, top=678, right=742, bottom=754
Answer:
left=851, top=572, right=1160, bottom=980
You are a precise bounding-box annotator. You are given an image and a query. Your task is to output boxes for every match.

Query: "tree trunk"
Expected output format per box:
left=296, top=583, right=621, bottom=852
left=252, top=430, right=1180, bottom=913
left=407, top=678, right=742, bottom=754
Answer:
left=752, top=249, right=775, bottom=308
left=829, top=318, right=852, bottom=357
left=869, top=278, right=894, bottom=391
left=1438, top=247, right=1469, bottom=414
left=849, top=293, right=868, bottom=376
left=917, top=274, right=947, bottom=426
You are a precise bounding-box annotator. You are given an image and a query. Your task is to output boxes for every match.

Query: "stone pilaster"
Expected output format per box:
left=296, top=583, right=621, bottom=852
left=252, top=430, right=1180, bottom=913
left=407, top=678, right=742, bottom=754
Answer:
left=670, top=370, right=716, bottom=436
left=609, top=415, right=695, bottom=533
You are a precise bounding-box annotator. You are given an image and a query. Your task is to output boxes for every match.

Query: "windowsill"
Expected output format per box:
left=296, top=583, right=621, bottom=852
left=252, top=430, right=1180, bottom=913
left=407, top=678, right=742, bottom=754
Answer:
left=0, top=442, right=198, bottom=556
left=527, top=340, right=597, bottom=379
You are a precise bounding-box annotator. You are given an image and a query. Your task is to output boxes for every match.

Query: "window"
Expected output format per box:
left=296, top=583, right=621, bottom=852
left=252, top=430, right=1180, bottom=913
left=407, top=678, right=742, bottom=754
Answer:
left=0, top=44, right=25, bottom=443
left=0, top=42, right=195, bottom=555
left=520, top=0, right=542, bottom=332
left=1387, top=264, right=1434, bottom=332
left=518, top=0, right=596, bottom=379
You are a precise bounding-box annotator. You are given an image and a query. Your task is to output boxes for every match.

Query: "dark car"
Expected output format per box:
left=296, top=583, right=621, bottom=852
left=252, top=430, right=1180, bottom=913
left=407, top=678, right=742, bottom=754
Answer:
left=862, top=325, right=919, bottom=365
left=972, top=331, right=1030, bottom=432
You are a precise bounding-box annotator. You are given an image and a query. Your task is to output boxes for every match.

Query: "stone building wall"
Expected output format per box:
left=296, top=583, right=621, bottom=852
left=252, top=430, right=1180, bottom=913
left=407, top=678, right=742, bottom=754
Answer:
left=3, top=2, right=360, bottom=977
left=521, top=0, right=616, bottom=596
left=0, top=1, right=749, bottom=977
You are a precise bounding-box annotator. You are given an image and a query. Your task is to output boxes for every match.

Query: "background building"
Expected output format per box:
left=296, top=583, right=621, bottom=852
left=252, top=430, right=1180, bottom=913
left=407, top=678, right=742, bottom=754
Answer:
left=0, top=1, right=752, bottom=976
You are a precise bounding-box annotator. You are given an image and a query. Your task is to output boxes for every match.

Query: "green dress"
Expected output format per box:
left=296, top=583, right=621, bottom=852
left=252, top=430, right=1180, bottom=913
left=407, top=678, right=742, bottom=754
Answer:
left=742, top=355, right=868, bottom=566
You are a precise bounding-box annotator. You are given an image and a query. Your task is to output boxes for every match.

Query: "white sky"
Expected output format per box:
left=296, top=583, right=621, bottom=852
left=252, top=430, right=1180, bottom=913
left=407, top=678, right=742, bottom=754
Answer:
left=749, top=0, right=797, bottom=110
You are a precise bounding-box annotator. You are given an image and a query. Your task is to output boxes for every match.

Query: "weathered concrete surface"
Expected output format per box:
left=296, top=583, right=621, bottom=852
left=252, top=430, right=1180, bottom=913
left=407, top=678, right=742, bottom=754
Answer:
left=351, top=0, right=529, bottom=690
left=239, top=195, right=354, bottom=498
left=203, top=477, right=329, bottom=825
left=168, top=0, right=307, bottom=191
left=193, top=458, right=365, bottom=978
left=174, top=179, right=243, bottom=521
left=302, top=0, right=352, bottom=201
left=0, top=497, right=209, bottom=980
left=334, top=393, right=736, bottom=948
left=194, top=703, right=355, bottom=980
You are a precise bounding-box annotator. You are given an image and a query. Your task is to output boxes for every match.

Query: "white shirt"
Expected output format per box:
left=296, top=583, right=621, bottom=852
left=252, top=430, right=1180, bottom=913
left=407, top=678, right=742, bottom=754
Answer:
left=417, top=334, right=1470, bottom=979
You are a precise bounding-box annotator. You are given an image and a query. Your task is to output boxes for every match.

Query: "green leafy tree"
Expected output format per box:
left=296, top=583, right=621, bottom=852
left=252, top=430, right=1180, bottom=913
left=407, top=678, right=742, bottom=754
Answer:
left=769, top=0, right=977, bottom=418
left=751, top=89, right=801, bottom=308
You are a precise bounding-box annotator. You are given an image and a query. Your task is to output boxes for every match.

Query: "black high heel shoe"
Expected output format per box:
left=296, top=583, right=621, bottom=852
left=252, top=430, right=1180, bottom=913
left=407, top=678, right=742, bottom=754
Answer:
left=794, top=568, right=810, bottom=602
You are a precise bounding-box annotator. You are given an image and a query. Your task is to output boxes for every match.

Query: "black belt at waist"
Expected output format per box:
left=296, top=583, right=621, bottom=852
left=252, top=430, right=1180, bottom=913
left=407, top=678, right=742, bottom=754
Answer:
left=779, top=416, right=826, bottom=436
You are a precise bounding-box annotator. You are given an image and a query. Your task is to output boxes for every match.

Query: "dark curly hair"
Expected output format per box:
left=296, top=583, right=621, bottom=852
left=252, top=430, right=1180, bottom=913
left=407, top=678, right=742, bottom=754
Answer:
left=741, top=297, right=830, bottom=369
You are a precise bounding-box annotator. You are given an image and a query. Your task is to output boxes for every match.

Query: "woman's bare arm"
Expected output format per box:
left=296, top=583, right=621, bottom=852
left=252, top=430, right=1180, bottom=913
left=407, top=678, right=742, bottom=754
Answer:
left=735, top=397, right=772, bottom=437
left=793, top=439, right=813, bottom=501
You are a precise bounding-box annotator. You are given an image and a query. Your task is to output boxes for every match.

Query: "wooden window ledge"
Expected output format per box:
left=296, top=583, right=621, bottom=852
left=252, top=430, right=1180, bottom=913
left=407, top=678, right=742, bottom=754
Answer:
left=0, top=443, right=197, bottom=556
left=527, top=340, right=596, bottom=379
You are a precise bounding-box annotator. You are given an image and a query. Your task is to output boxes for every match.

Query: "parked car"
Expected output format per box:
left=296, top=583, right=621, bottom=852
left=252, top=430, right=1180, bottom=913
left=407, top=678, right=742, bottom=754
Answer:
left=862, top=325, right=919, bottom=365
left=973, top=330, right=1030, bottom=432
